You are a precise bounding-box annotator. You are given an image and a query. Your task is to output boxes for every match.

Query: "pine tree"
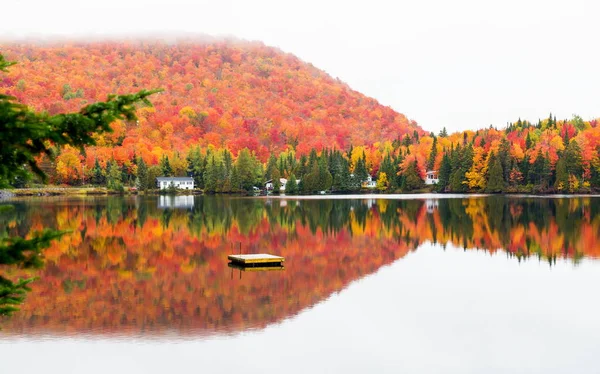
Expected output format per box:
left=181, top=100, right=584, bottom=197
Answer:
left=403, top=161, right=423, bottom=191
left=272, top=168, right=281, bottom=193
left=92, top=158, right=104, bottom=185
left=437, top=152, right=452, bottom=191
left=354, top=155, right=369, bottom=184
left=525, top=132, right=532, bottom=149
left=235, top=148, right=258, bottom=192
left=187, top=146, right=205, bottom=188
left=160, top=155, right=173, bottom=177
left=203, top=155, right=218, bottom=193
left=439, top=127, right=448, bottom=137
left=286, top=173, right=298, bottom=195
left=106, top=160, right=123, bottom=192
left=565, top=139, right=583, bottom=178
left=486, top=152, right=504, bottom=193
left=427, top=136, right=438, bottom=171
left=554, top=157, right=569, bottom=191
left=265, top=154, right=278, bottom=181
left=135, top=157, right=148, bottom=191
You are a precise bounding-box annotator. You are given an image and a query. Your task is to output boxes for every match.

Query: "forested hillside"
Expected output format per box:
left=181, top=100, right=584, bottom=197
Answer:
left=0, top=40, right=418, bottom=179
left=0, top=41, right=599, bottom=193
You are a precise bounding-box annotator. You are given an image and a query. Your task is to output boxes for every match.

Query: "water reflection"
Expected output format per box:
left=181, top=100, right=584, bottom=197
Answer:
left=0, top=195, right=599, bottom=337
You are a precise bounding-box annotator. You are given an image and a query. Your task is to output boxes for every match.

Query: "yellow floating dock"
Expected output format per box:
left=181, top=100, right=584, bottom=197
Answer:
left=228, top=254, right=285, bottom=267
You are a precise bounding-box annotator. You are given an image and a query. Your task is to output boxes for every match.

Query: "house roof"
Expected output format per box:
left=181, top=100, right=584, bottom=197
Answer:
left=156, top=177, right=194, bottom=182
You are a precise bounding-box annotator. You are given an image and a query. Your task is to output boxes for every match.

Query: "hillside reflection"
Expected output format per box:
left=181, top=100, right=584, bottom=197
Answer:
left=0, top=196, right=599, bottom=337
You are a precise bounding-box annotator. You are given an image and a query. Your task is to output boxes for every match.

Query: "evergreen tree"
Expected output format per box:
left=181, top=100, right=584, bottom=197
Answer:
left=437, top=152, right=452, bottom=191
left=234, top=148, right=258, bottom=192
left=106, top=160, right=123, bottom=191
left=554, top=157, right=569, bottom=191
left=486, top=152, right=504, bottom=193
left=160, top=155, right=173, bottom=177
left=186, top=146, right=205, bottom=188
left=203, top=155, right=218, bottom=193
left=272, top=168, right=281, bottom=193
left=265, top=154, right=278, bottom=181
left=317, top=156, right=333, bottom=191
left=92, top=158, right=105, bottom=185
left=439, top=127, right=448, bottom=137
left=135, top=157, right=148, bottom=191
left=525, top=132, right=532, bottom=149
left=427, top=136, right=438, bottom=171
left=286, top=173, right=298, bottom=195
left=403, top=161, right=424, bottom=191
left=354, top=154, right=369, bottom=184
left=565, top=139, right=583, bottom=178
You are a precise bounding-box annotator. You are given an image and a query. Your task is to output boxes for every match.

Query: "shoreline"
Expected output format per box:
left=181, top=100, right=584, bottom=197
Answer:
left=2, top=187, right=599, bottom=200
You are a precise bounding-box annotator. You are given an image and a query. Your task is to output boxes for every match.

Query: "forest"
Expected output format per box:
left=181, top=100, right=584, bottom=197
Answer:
left=0, top=41, right=599, bottom=194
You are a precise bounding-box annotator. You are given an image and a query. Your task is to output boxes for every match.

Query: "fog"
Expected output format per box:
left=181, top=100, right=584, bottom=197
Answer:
left=2, top=0, right=598, bottom=133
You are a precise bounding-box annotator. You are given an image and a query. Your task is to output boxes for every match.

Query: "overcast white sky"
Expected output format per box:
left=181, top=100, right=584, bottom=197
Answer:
left=2, top=0, right=598, bottom=133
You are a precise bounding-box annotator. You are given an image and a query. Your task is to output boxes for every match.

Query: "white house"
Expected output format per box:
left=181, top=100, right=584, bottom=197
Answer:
left=425, top=171, right=439, bottom=185
left=363, top=175, right=377, bottom=189
left=156, top=177, right=195, bottom=190
left=265, top=178, right=300, bottom=192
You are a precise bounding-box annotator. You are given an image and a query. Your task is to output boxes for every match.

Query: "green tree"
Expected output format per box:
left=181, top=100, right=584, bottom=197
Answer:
left=403, top=161, right=424, bottom=191
left=427, top=136, right=438, bottom=171
left=186, top=146, right=205, bottom=188
left=160, top=155, right=173, bottom=177
left=565, top=140, right=583, bottom=178
left=235, top=148, right=259, bottom=192
left=354, top=154, right=369, bottom=185
left=286, top=173, right=298, bottom=194
left=0, top=53, right=158, bottom=316
left=92, top=158, right=105, bottom=185
left=554, top=157, right=569, bottom=191
left=135, top=157, right=148, bottom=192
left=486, top=152, right=504, bottom=193
left=106, top=160, right=123, bottom=192
left=437, top=152, right=452, bottom=192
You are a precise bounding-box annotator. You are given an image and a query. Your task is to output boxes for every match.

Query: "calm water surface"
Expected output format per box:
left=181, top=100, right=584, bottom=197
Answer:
left=1, top=195, right=600, bottom=373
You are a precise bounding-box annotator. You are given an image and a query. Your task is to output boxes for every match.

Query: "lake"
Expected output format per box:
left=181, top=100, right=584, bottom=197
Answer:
left=1, top=195, right=600, bottom=373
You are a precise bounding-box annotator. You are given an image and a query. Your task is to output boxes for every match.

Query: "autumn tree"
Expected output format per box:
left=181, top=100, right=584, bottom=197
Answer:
left=0, top=52, right=158, bottom=316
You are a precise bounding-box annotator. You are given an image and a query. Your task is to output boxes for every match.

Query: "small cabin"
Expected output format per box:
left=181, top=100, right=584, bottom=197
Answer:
left=156, top=177, right=195, bottom=190
left=425, top=171, right=439, bottom=185
left=363, top=175, right=377, bottom=189
left=265, top=178, right=300, bottom=192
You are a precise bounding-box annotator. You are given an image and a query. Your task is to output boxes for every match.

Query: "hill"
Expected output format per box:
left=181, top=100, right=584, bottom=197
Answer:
left=0, top=40, right=421, bottom=166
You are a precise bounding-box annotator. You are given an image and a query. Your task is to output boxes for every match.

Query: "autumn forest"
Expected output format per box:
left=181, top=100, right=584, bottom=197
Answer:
left=1, top=41, right=599, bottom=194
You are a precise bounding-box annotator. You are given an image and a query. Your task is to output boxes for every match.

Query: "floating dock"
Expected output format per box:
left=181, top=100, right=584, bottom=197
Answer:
left=228, top=262, right=284, bottom=272
left=228, top=254, right=285, bottom=267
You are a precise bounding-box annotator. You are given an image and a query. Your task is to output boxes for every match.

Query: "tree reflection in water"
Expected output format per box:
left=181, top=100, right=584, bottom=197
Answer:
left=0, top=195, right=598, bottom=335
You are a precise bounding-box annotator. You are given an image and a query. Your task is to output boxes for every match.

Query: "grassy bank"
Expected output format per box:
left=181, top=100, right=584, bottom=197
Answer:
left=4, top=187, right=125, bottom=197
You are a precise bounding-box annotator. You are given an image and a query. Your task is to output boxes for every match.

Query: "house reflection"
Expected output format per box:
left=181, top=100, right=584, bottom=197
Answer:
left=158, top=195, right=195, bottom=209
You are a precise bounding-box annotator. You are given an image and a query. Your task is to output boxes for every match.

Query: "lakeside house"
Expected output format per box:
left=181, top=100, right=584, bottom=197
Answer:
left=425, top=171, right=439, bottom=185
left=156, top=177, right=195, bottom=190
left=363, top=175, right=377, bottom=189
left=265, top=178, right=301, bottom=192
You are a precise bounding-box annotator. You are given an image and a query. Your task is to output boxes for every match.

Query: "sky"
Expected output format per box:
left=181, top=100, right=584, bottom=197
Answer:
left=1, top=0, right=599, bottom=133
